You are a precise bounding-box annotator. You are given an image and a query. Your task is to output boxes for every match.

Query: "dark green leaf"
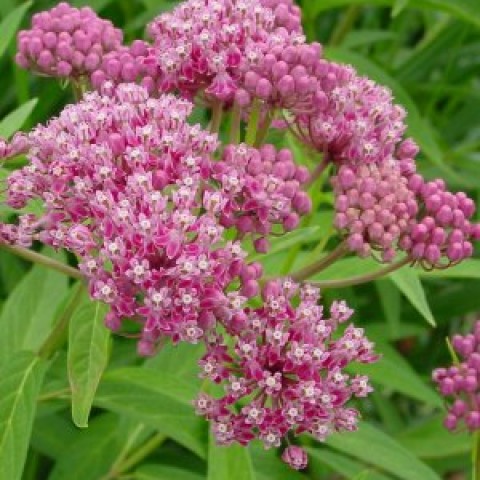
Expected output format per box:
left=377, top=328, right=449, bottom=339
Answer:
left=135, top=465, right=204, bottom=480
left=390, top=268, right=436, bottom=326
left=95, top=368, right=208, bottom=458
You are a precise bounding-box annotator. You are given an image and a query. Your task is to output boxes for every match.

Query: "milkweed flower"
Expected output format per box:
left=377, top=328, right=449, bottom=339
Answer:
left=0, top=83, right=269, bottom=352
left=194, top=279, right=377, bottom=467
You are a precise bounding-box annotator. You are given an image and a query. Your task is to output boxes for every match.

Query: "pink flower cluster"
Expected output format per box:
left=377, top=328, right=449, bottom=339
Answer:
left=292, top=63, right=407, bottom=166
left=433, top=321, right=480, bottom=432
left=332, top=162, right=418, bottom=261
left=16, top=2, right=122, bottom=79
left=213, top=144, right=311, bottom=251
left=145, top=0, right=302, bottom=101
left=1, top=83, right=270, bottom=352
left=400, top=174, right=480, bottom=267
left=195, top=279, right=376, bottom=469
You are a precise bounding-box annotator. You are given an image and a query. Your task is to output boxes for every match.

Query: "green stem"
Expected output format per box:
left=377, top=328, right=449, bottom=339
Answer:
left=329, top=5, right=362, bottom=46
left=103, top=433, right=167, bottom=479
left=37, top=282, right=85, bottom=360
left=71, top=80, right=84, bottom=101
left=0, top=244, right=84, bottom=280
left=290, top=242, right=348, bottom=282
left=245, top=99, right=261, bottom=146
left=254, top=109, right=274, bottom=147
left=38, top=388, right=71, bottom=402
left=230, top=102, right=242, bottom=144
left=306, top=154, right=330, bottom=189
left=209, top=101, right=224, bottom=134
left=310, top=256, right=412, bottom=290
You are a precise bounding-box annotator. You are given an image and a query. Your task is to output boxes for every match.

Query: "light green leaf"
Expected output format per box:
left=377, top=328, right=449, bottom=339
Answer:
left=376, top=280, right=401, bottom=338
left=308, top=448, right=391, bottom=480
left=390, top=268, right=436, bottom=326
left=135, top=465, right=204, bottom=480
left=396, top=415, right=471, bottom=458
left=94, top=368, right=208, bottom=458
left=208, top=433, right=255, bottom=480
left=349, top=341, right=442, bottom=408
left=0, top=98, right=37, bottom=139
left=392, top=0, right=410, bottom=16
left=68, top=301, right=110, bottom=428
left=419, top=259, right=480, bottom=279
left=326, top=422, right=441, bottom=480
left=0, top=351, right=46, bottom=480
left=0, top=1, right=32, bottom=58
left=251, top=445, right=305, bottom=480
left=0, top=248, right=70, bottom=366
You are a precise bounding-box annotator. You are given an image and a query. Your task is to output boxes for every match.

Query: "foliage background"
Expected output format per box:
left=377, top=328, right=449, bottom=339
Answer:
left=0, top=0, right=480, bottom=479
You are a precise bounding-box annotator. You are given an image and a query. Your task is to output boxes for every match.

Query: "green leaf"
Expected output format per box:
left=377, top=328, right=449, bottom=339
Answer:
left=31, top=413, right=79, bottom=460
left=308, top=448, right=391, bottom=480
left=0, top=249, right=70, bottom=366
left=95, top=368, right=208, bottom=458
left=349, top=341, right=442, bottom=408
left=0, top=1, right=32, bottom=58
left=390, top=268, right=436, bottom=326
left=392, top=0, right=410, bottom=16
left=376, top=280, right=401, bottom=338
left=0, top=351, right=46, bottom=480
left=251, top=445, right=305, bottom=480
left=208, top=433, right=255, bottom=480
left=68, top=300, right=111, bottom=428
left=48, top=414, right=149, bottom=480
left=0, top=98, right=37, bottom=139
left=419, top=259, right=480, bottom=279
left=326, top=422, right=441, bottom=480
left=135, top=465, right=204, bottom=480
left=304, top=0, right=480, bottom=29
left=396, top=415, right=471, bottom=458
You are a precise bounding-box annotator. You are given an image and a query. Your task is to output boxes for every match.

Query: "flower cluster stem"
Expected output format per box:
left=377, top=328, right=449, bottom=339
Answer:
left=245, top=99, right=261, bottom=146
left=310, top=256, right=412, bottom=290
left=102, top=433, right=166, bottom=480
left=230, top=103, right=242, bottom=144
left=290, top=242, right=348, bottom=282
left=0, top=244, right=83, bottom=280
left=210, top=101, right=224, bottom=134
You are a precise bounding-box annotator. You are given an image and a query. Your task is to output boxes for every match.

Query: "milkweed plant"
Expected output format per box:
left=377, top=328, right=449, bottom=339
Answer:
left=0, top=1, right=480, bottom=479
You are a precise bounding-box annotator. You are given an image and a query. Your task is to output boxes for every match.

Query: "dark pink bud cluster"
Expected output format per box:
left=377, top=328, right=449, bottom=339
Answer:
left=212, top=143, right=311, bottom=252
left=260, top=0, right=302, bottom=31
left=145, top=0, right=299, bottom=101
left=399, top=174, right=480, bottom=268
left=0, top=83, right=267, bottom=353
left=237, top=41, right=325, bottom=114
left=433, top=321, right=480, bottom=432
left=332, top=162, right=418, bottom=261
left=15, top=2, right=123, bottom=79
left=293, top=63, right=407, bottom=166
left=90, top=40, right=155, bottom=92
left=194, top=279, right=377, bottom=467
